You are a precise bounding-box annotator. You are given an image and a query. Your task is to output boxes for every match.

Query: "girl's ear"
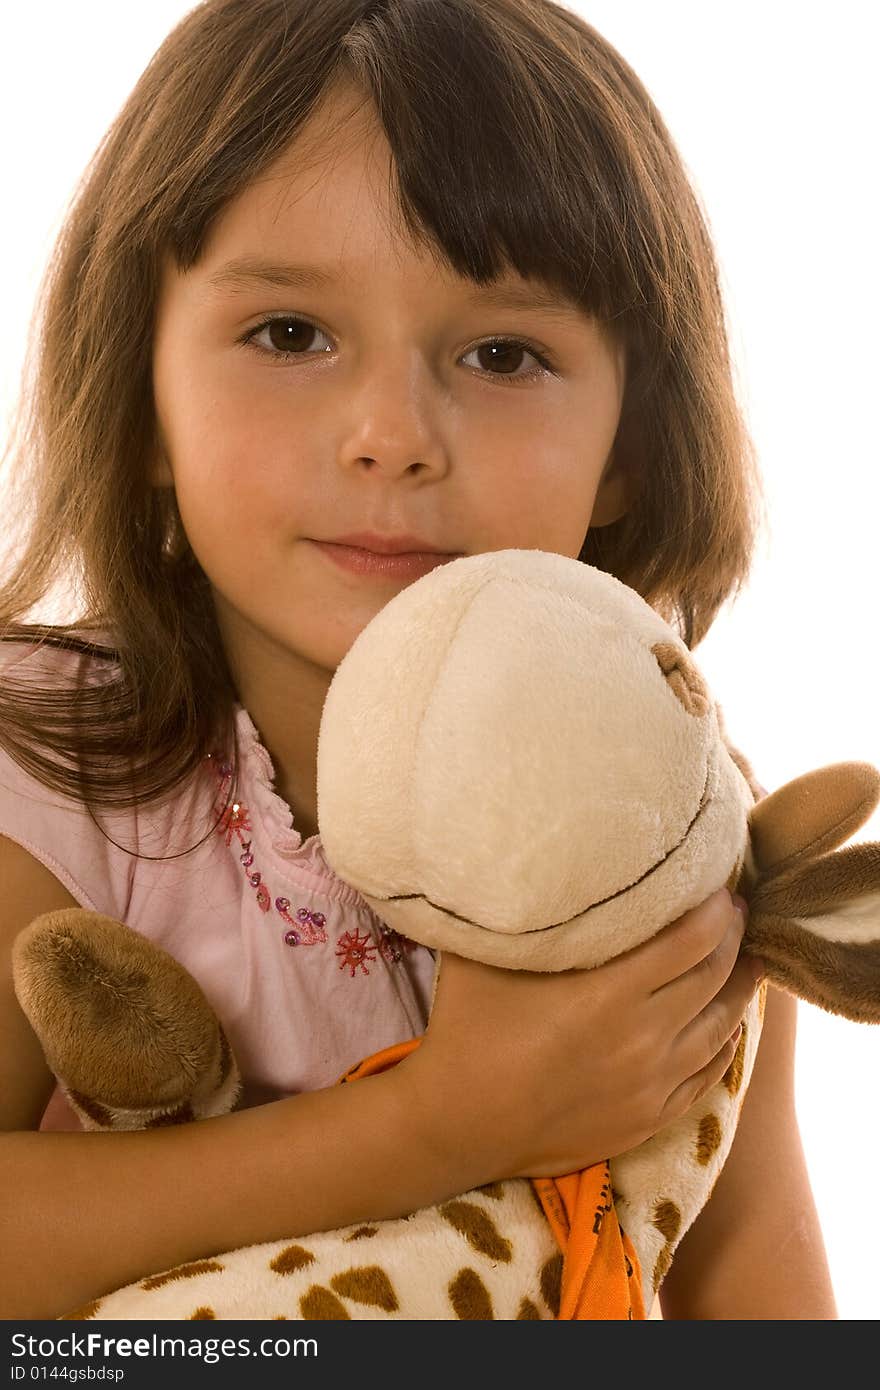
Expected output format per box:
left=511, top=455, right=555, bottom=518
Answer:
left=590, top=446, right=637, bottom=527
left=590, top=458, right=628, bottom=526
left=149, top=448, right=175, bottom=488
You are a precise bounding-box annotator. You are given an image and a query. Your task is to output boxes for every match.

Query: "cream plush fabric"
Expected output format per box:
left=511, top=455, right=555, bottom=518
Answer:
left=14, top=548, right=880, bottom=1320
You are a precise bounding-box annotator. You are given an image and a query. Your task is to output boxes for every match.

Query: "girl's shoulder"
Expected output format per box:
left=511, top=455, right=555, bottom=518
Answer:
left=0, top=629, right=204, bottom=920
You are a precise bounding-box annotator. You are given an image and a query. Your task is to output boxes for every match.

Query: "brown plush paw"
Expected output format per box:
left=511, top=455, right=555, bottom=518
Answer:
left=12, top=908, right=240, bottom=1129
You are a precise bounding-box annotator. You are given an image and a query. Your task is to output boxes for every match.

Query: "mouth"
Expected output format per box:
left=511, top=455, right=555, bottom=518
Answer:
left=376, top=758, right=714, bottom=931
left=310, top=540, right=464, bottom=581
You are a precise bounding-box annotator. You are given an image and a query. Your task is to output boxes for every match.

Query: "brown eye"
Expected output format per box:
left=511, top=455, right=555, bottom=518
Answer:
left=244, top=316, right=331, bottom=357
left=652, top=641, right=710, bottom=717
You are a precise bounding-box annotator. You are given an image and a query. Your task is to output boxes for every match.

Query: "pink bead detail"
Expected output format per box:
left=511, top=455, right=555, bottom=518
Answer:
left=209, top=758, right=328, bottom=944
left=276, top=898, right=327, bottom=946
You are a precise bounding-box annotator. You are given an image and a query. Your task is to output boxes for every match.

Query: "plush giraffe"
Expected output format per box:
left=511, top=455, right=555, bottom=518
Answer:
left=13, top=549, right=880, bottom=1320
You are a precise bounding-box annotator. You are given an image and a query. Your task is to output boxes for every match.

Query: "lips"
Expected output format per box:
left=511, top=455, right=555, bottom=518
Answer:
left=323, top=531, right=460, bottom=556
left=311, top=540, right=463, bottom=581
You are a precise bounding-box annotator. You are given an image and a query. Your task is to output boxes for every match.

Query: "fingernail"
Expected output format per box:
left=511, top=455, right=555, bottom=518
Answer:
left=732, top=893, right=749, bottom=918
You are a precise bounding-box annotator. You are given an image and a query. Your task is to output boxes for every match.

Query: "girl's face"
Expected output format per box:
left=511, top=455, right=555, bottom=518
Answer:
left=152, top=83, right=629, bottom=683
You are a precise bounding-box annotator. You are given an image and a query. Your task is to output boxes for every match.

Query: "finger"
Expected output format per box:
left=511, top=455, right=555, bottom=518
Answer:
left=660, top=1020, right=745, bottom=1125
left=669, top=955, right=763, bottom=1080
left=611, top=888, right=742, bottom=995
left=649, top=900, right=747, bottom=1025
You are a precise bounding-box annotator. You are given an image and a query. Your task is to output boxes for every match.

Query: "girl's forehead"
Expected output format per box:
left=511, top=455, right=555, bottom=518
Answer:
left=192, top=93, right=422, bottom=279
left=164, top=76, right=613, bottom=353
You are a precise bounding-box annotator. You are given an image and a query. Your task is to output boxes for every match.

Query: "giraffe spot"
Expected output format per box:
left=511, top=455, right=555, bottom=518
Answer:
left=141, top=1259, right=224, bottom=1289
left=270, top=1244, right=317, bottom=1274
left=449, top=1268, right=495, bottom=1319
left=330, top=1266, right=399, bottom=1312
left=59, top=1298, right=102, bottom=1320
left=189, top=1307, right=215, bottom=1319
left=724, top=1022, right=748, bottom=1096
left=344, top=1225, right=379, bottom=1241
left=540, top=1252, right=563, bottom=1316
left=652, top=1200, right=682, bottom=1243
left=517, top=1297, right=542, bottom=1319
left=695, top=1112, right=723, bottom=1165
left=439, top=1200, right=513, bottom=1261
left=652, top=1243, right=674, bottom=1292
left=299, top=1285, right=351, bottom=1319
left=478, top=1181, right=506, bottom=1201
left=652, top=641, right=710, bottom=717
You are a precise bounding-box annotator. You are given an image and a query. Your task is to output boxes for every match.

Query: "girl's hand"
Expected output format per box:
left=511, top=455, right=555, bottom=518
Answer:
left=395, top=888, right=762, bottom=1181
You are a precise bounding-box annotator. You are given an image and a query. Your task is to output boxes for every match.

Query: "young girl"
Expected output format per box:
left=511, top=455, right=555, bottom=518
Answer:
left=0, top=0, right=835, bottom=1320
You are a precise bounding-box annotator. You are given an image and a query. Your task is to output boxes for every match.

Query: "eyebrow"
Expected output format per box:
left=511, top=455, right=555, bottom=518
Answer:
left=204, top=256, right=585, bottom=320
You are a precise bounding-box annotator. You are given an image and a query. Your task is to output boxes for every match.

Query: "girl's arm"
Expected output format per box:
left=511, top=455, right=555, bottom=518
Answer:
left=0, top=839, right=485, bottom=1320
left=657, top=984, right=837, bottom=1320
left=2, top=836, right=763, bottom=1320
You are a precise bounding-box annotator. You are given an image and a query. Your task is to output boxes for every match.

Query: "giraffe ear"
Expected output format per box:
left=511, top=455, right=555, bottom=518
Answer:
left=744, top=841, right=880, bottom=1022
left=748, top=763, right=880, bottom=877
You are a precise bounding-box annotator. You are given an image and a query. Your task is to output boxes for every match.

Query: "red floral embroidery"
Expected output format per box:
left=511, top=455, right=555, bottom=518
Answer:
left=336, top=928, right=378, bottom=978
left=217, top=800, right=252, bottom=846
left=206, top=753, right=326, bottom=942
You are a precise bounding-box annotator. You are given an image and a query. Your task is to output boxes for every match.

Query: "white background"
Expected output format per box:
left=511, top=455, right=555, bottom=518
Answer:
left=1, top=2, right=877, bottom=1319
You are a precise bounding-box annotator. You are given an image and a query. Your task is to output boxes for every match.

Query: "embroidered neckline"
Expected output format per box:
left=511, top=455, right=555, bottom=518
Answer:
left=232, top=705, right=321, bottom=855
left=205, top=735, right=419, bottom=970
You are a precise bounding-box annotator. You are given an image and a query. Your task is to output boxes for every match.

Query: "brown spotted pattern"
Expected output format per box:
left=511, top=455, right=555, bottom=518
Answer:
left=449, top=1268, right=494, bottom=1319
left=517, top=1297, right=542, bottom=1319
left=723, top=1023, right=748, bottom=1096
left=299, top=1286, right=350, bottom=1319
left=651, top=1200, right=683, bottom=1293
left=329, top=1267, right=398, bottom=1312
left=141, top=1259, right=224, bottom=1290
left=540, top=1253, right=563, bottom=1316
left=60, top=1298, right=102, bottom=1321
left=438, top=1200, right=513, bottom=1261
left=695, top=1113, right=722, bottom=1166
left=269, top=1245, right=316, bottom=1275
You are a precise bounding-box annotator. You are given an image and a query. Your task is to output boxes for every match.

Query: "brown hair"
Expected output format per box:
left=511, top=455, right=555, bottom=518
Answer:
left=0, top=0, right=765, bottom=815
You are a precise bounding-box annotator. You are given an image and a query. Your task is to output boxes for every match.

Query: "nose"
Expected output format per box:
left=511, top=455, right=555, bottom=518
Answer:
left=336, top=357, right=450, bottom=480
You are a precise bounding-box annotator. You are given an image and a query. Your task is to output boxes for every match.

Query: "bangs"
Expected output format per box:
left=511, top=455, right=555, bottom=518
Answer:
left=161, top=1, right=644, bottom=336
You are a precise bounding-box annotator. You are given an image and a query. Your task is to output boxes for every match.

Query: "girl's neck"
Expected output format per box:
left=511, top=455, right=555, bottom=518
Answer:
left=217, top=610, right=332, bottom=842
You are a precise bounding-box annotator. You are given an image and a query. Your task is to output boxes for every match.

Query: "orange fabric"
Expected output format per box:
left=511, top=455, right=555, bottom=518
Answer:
left=337, top=1036, right=645, bottom=1320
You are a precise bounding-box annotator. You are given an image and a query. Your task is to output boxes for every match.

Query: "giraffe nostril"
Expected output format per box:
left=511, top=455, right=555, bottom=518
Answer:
left=651, top=641, right=710, bottom=717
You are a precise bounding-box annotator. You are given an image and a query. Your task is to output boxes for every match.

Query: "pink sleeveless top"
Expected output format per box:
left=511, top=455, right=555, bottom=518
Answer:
left=0, top=638, right=436, bottom=1131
